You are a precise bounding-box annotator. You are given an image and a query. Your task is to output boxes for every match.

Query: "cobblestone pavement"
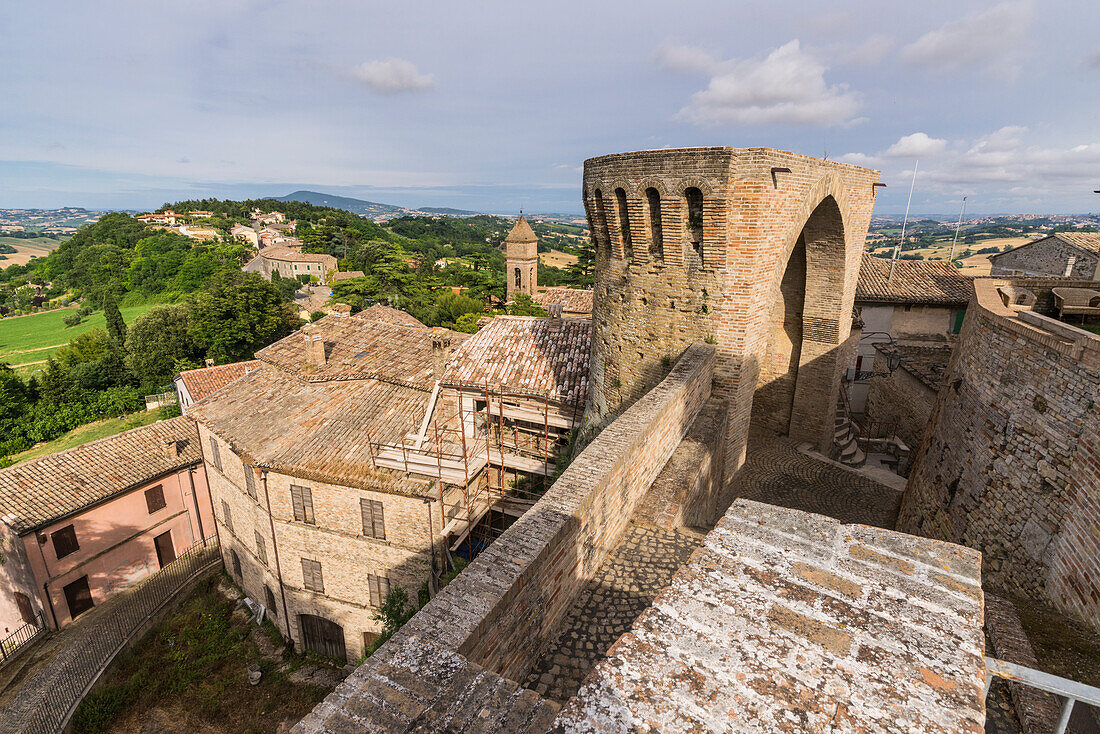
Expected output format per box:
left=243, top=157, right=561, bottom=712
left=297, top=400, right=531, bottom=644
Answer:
left=733, top=430, right=903, bottom=529
left=522, top=523, right=705, bottom=704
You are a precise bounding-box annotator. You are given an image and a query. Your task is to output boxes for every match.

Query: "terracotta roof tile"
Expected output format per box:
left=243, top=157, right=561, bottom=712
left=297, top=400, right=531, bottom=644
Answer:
left=857, top=256, right=972, bottom=305
left=354, top=304, right=426, bottom=328
left=177, top=360, right=261, bottom=403
left=1052, top=232, right=1100, bottom=254
left=533, top=287, right=594, bottom=315
left=504, top=215, right=537, bottom=243
left=0, top=417, right=201, bottom=534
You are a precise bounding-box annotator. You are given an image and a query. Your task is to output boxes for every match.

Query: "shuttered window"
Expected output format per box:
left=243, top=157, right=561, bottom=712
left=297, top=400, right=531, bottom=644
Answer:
left=255, top=530, right=267, bottom=566
left=52, top=525, right=79, bottom=559
left=291, top=485, right=315, bottom=524
left=221, top=500, right=233, bottom=532
left=243, top=464, right=257, bottom=500
left=208, top=437, right=222, bottom=471
left=368, top=574, right=391, bottom=607
left=302, top=558, right=324, bottom=593
left=360, top=499, right=385, bottom=540
left=145, top=484, right=166, bottom=513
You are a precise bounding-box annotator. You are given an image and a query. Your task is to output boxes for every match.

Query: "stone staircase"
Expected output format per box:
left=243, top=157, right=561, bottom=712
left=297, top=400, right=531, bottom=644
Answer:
left=833, top=396, right=867, bottom=468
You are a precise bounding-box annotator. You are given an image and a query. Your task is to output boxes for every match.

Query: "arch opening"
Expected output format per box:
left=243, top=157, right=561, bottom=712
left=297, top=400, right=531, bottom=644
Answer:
left=593, top=189, right=610, bottom=256
left=614, top=187, right=633, bottom=261
left=645, top=187, right=664, bottom=262
left=684, top=187, right=703, bottom=266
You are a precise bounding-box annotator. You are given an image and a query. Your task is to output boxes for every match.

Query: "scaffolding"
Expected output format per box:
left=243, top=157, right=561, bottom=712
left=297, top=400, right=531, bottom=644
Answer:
left=366, top=381, right=582, bottom=561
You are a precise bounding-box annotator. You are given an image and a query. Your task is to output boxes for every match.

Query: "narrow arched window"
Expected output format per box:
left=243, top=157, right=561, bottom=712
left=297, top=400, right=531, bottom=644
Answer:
left=514, top=267, right=522, bottom=289
left=685, top=187, right=704, bottom=266
left=593, top=189, right=610, bottom=256
left=614, top=187, right=633, bottom=261
left=646, top=188, right=663, bottom=263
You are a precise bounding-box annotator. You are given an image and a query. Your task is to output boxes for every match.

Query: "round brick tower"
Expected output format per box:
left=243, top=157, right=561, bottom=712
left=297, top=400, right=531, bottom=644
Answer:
left=505, top=215, right=538, bottom=301
left=580, top=147, right=880, bottom=488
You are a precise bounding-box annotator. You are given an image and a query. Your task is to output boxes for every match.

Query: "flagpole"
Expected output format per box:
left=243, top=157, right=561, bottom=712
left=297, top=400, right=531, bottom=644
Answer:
left=949, top=196, right=967, bottom=262
left=890, top=160, right=918, bottom=279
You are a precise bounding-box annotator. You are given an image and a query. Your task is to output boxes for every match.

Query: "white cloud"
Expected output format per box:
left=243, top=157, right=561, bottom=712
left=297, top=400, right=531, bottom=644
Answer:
left=883, top=132, right=948, bottom=158
left=672, top=40, right=862, bottom=126
left=838, top=35, right=894, bottom=66
left=901, top=1, right=1033, bottom=79
left=350, top=57, right=435, bottom=93
left=654, top=43, right=719, bottom=75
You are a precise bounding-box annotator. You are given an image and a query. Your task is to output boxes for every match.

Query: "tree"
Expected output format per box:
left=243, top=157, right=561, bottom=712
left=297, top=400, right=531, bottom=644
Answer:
left=103, top=291, right=127, bottom=348
left=506, top=294, right=547, bottom=317
left=125, top=305, right=201, bottom=391
left=429, top=291, right=484, bottom=329
left=0, top=365, right=29, bottom=426
left=187, top=271, right=303, bottom=363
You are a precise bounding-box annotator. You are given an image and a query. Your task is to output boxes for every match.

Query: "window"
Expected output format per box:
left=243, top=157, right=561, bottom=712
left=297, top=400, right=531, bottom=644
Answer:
left=208, top=437, right=222, bottom=471
left=363, top=630, right=381, bottom=650
left=243, top=463, right=257, bottom=500
left=302, top=558, right=324, bottom=593
left=145, top=484, right=166, bottom=514
left=950, top=309, right=966, bottom=334
left=685, top=187, right=704, bottom=266
left=514, top=267, right=522, bottom=290
left=14, top=592, right=34, bottom=625
left=265, top=586, right=277, bottom=617
left=291, top=485, right=315, bottom=525
left=368, top=574, right=391, bottom=607
left=255, top=530, right=267, bottom=566
left=614, top=188, right=632, bottom=260
left=231, top=549, right=242, bottom=577
left=52, top=525, right=79, bottom=560
left=361, top=499, right=386, bottom=540
left=645, top=188, right=664, bottom=262
left=63, top=576, right=94, bottom=619
left=593, top=189, right=611, bottom=256
left=221, top=500, right=233, bottom=532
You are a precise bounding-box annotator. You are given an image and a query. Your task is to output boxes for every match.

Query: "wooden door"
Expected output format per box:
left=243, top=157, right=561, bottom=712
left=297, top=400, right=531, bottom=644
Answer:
left=154, top=530, right=176, bottom=568
left=299, top=613, right=346, bottom=662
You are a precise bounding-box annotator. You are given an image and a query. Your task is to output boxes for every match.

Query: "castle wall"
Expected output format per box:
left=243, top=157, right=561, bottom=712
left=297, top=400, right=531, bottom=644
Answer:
left=864, top=349, right=938, bottom=450
left=897, top=278, right=1100, bottom=630
left=581, top=148, right=879, bottom=486
left=990, top=238, right=1098, bottom=278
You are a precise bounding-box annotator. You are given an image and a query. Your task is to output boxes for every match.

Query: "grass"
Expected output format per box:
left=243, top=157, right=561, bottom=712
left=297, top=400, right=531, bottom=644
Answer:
left=0, top=304, right=159, bottom=376
left=8, top=409, right=165, bottom=465
left=72, top=577, right=333, bottom=734
left=0, top=236, right=62, bottom=268
left=541, top=248, right=579, bottom=268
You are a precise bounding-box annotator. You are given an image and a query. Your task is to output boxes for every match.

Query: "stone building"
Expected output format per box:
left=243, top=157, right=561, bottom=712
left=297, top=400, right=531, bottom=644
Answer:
left=989, top=232, right=1100, bottom=278
left=188, top=310, right=590, bottom=662
left=580, top=147, right=879, bottom=486
left=243, top=246, right=337, bottom=283
left=848, top=256, right=972, bottom=414
left=863, top=342, right=952, bottom=450
left=174, top=359, right=261, bottom=415
left=505, top=215, right=538, bottom=300
left=898, top=277, right=1100, bottom=631
left=0, top=418, right=211, bottom=633
left=532, top=286, right=593, bottom=317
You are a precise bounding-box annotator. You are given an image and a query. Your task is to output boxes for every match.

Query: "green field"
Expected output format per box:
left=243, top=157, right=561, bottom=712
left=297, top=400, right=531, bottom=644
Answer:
left=0, top=304, right=160, bottom=378
left=8, top=409, right=164, bottom=465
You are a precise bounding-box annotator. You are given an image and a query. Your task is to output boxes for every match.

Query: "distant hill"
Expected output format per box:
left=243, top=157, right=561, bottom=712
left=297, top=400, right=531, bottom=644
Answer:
left=419, top=206, right=481, bottom=216
left=275, top=190, right=405, bottom=219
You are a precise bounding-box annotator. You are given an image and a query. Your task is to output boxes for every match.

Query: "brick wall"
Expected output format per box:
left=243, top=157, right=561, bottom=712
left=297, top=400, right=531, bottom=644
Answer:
left=864, top=351, right=938, bottom=449
left=294, top=343, right=715, bottom=731
left=580, top=147, right=879, bottom=488
left=898, top=278, right=1100, bottom=630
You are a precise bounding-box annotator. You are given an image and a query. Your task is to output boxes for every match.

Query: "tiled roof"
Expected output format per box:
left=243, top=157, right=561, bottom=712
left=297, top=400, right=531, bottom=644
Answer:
left=504, top=215, right=537, bottom=243
left=355, top=304, right=426, bottom=328
left=329, top=270, right=365, bottom=281
left=255, top=247, right=336, bottom=264
left=256, top=317, right=466, bottom=385
left=441, top=316, right=591, bottom=406
left=1052, top=232, right=1100, bottom=254
left=0, top=417, right=201, bottom=534
left=177, top=360, right=261, bottom=403
left=875, top=343, right=953, bottom=392
left=188, top=364, right=438, bottom=495
left=857, top=256, right=972, bottom=305
left=533, top=287, right=594, bottom=315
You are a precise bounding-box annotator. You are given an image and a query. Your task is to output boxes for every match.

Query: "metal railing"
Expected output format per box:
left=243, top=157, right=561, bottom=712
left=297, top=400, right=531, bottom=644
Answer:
left=0, top=613, right=48, bottom=668
left=986, top=656, right=1100, bottom=734
left=17, top=535, right=220, bottom=734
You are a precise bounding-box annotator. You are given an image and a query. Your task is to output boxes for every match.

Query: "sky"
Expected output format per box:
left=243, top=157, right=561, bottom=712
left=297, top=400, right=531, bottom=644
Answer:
left=1, top=0, right=1098, bottom=217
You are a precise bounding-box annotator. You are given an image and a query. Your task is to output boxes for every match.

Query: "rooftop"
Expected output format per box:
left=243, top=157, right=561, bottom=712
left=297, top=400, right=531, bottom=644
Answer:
left=990, top=232, right=1100, bottom=258
left=253, top=247, right=335, bottom=264
left=329, top=270, right=365, bottom=282
left=354, top=303, right=426, bottom=328
left=557, top=499, right=986, bottom=733
left=532, top=286, right=593, bottom=315
left=442, top=316, right=591, bottom=406
left=857, top=256, right=973, bottom=306
left=0, top=417, right=201, bottom=534
left=504, top=215, right=538, bottom=244
left=176, top=360, right=261, bottom=403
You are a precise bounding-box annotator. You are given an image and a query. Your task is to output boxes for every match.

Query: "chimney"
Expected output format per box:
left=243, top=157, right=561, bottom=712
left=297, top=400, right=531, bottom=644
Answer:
left=548, top=304, right=563, bottom=332
left=163, top=439, right=182, bottom=459
left=432, top=333, right=452, bottom=380
left=331, top=303, right=351, bottom=317
left=204, top=358, right=215, bottom=367
left=307, top=334, right=327, bottom=366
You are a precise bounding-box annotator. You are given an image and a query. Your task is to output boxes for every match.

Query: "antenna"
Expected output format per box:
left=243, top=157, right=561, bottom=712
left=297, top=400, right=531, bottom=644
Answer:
left=949, top=196, right=967, bottom=262
left=890, top=160, right=918, bottom=280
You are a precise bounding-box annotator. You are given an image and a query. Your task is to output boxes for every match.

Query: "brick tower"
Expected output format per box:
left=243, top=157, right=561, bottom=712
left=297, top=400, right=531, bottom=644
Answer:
left=505, top=215, right=538, bottom=301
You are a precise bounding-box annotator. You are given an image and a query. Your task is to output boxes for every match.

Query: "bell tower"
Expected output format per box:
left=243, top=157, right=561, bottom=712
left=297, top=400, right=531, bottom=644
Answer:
left=505, top=215, right=538, bottom=300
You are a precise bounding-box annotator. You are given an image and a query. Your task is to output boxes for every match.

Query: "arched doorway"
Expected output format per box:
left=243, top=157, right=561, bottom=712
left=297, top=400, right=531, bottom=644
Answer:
left=753, top=235, right=806, bottom=434
left=299, top=613, right=346, bottom=662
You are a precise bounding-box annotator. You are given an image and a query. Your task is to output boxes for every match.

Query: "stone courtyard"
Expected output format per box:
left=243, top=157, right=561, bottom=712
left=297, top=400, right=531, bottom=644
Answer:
left=523, top=428, right=903, bottom=704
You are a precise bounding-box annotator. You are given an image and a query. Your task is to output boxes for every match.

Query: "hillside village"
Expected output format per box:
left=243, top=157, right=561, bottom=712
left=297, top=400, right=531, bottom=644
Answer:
left=0, top=150, right=1096, bottom=733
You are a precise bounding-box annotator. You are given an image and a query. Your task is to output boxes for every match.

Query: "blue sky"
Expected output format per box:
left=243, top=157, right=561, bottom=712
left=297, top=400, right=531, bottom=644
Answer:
left=1, top=0, right=1098, bottom=216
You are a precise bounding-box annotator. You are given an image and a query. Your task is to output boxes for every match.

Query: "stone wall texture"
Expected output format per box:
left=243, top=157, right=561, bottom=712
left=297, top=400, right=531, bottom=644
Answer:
left=580, top=147, right=879, bottom=486
left=990, top=238, right=1098, bottom=279
left=865, top=349, right=939, bottom=450
left=293, top=343, right=715, bottom=732
left=898, top=278, right=1100, bottom=630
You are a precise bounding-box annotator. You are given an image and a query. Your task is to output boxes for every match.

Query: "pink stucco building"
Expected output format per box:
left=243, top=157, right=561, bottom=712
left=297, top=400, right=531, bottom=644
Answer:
left=0, top=417, right=212, bottom=634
